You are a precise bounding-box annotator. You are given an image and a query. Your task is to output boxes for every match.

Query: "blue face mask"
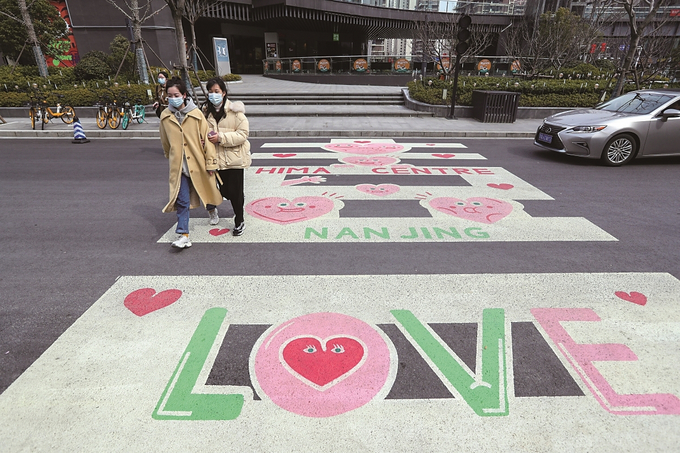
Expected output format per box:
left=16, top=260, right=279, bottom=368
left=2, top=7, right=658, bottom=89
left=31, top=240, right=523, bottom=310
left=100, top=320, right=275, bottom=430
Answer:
left=208, top=93, right=223, bottom=106
left=158, top=77, right=166, bottom=85
left=168, top=97, right=184, bottom=108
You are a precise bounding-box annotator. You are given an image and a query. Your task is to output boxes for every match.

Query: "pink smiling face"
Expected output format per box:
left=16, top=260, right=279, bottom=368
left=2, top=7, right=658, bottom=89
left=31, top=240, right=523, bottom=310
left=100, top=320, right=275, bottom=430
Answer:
left=246, top=196, right=335, bottom=224
left=323, top=142, right=405, bottom=155
left=254, top=312, right=392, bottom=417
left=429, top=197, right=513, bottom=224
left=341, top=156, right=400, bottom=166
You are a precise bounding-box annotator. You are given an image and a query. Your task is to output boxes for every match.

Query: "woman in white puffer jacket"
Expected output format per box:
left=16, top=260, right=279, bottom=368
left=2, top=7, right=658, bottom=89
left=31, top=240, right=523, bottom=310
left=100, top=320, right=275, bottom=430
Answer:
left=203, top=77, right=251, bottom=236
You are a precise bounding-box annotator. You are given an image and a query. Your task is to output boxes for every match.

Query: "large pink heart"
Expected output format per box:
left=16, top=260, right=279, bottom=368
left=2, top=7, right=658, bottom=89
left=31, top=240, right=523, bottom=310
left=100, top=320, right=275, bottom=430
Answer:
left=281, top=336, right=366, bottom=390
left=429, top=197, right=513, bottom=224
left=356, top=184, right=400, bottom=197
left=246, top=196, right=335, bottom=224
left=323, top=142, right=405, bottom=155
left=124, top=288, right=182, bottom=316
left=342, top=156, right=399, bottom=166
left=615, top=291, right=647, bottom=306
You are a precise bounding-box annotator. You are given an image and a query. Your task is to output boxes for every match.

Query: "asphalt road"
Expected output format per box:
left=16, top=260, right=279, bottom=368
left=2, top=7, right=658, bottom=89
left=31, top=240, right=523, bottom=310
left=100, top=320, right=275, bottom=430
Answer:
left=1, top=136, right=679, bottom=395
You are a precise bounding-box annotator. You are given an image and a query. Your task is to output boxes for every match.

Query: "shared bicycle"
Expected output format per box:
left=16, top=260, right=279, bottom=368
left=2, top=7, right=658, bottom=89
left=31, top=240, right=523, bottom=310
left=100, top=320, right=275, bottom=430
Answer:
left=28, top=94, right=75, bottom=130
left=95, top=94, right=122, bottom=129
left=120, top=96, right=146, bottom=130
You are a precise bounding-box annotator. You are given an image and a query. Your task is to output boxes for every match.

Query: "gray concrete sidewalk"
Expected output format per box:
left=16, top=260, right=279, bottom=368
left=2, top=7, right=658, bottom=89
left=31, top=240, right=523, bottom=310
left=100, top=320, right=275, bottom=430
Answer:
left=0, top=75, right=543, bottom=138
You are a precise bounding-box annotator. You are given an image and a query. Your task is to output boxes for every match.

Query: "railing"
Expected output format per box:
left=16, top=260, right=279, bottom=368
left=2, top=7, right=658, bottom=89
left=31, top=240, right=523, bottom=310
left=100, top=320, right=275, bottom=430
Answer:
left=263, top=55, right=529, bottom=77
left=332, top=0, right=526, bottom=15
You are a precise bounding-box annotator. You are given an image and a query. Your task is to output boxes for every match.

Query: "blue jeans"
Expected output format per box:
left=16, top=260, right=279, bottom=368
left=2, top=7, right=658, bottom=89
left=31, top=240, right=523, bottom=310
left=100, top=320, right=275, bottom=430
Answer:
left=175, top=173, right=191, bottom=234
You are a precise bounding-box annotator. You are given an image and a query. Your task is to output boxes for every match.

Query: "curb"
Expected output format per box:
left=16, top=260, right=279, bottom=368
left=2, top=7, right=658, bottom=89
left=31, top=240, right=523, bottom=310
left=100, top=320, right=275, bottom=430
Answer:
left=0, top=130, right=536, bottom=138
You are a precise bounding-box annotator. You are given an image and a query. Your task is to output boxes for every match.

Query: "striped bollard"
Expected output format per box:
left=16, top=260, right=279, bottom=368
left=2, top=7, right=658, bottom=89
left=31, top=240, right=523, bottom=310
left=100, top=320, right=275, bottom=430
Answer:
left=71, top=116, right=90, bottom=144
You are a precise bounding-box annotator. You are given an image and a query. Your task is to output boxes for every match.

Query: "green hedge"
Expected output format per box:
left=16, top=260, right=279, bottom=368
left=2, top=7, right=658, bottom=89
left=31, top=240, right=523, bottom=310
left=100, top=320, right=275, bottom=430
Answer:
left=0, top=65, right=242, bottom=107
left=408, top=77, right=680, bottom=108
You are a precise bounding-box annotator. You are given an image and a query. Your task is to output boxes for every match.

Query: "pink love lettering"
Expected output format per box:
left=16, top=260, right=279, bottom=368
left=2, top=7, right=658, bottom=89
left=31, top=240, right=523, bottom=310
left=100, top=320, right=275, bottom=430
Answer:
left=429, top=197, right=513, bottom=224
left=124, top=288, right=182, bottom=317
left=281, top=336, right=366, bottom=390
left=615, top=291, right=647, bottom=306
left=273, top=153, right=296, bottom=158
left=356, top=183, right=400, bottom=197
left=246, top=196, right=335, bottom=225
left=487, top=183, right=514, bottom=190
left=432, top=153, right=456, bottom=158
left=209, top=228, right=230, bottom=236
left=323, top=142, right=405, bottom=155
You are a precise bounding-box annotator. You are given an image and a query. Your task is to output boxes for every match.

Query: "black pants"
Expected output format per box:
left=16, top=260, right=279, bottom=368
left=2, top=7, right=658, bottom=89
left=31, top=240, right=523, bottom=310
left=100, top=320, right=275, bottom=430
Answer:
left=207, top=169, right=245, bottom=225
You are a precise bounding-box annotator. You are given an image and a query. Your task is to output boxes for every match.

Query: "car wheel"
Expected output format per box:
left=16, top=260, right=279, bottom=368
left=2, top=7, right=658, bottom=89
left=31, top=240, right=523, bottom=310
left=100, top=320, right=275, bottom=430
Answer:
left=601, top=133, right=637, bottom=166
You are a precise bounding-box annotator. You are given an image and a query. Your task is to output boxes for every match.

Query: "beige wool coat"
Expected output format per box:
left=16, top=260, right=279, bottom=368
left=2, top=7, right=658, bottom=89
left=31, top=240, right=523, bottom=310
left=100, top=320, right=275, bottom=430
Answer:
left=205, top=100, right=251, bottom=169
left=159, top=107, right=222, bottom=213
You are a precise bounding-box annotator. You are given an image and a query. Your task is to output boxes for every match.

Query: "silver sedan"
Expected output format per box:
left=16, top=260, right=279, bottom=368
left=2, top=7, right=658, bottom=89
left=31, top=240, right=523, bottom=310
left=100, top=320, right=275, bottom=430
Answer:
left=534, top=89, right=680, bottom=166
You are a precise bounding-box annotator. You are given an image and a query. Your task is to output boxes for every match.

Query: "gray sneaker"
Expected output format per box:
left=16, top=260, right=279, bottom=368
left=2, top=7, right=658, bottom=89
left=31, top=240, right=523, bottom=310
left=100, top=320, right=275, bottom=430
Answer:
left=209, top=208, right=219, bottom=225
left=232, top=222, right=245, bottom=236
left=172, top=235, right=192, bottom=248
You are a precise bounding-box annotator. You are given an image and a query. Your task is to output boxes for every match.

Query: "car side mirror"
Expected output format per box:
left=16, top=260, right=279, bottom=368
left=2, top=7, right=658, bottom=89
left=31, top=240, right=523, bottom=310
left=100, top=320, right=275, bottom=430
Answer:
left=661, top=108, right=680, bottom=120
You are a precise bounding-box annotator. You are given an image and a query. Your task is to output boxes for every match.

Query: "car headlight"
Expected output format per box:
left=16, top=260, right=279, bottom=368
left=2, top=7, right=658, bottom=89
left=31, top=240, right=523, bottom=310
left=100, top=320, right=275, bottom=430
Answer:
left=570, top=125, right=607, bottom=133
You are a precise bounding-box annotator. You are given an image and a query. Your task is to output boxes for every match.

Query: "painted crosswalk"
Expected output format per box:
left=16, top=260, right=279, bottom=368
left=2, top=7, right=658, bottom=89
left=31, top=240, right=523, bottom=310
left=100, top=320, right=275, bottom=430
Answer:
left=1, top=273, right=678, bottom=451
left=158, top=139, right=616, bottom=244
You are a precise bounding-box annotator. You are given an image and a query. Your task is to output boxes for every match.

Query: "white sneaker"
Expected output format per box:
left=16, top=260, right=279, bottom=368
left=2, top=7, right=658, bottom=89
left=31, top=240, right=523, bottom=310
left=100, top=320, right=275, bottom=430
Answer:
left=209, top=208, right=219, bottom=225
left=172, top=235, right=192, bottom=249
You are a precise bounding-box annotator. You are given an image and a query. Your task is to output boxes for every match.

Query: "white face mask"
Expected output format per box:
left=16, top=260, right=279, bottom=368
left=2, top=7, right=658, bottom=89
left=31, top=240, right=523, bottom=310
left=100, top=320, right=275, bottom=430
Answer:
left=208, top=93, right=223, bottom=106
left=168, top=97, right=184, bottom=108
left=158, top=77, right=166, bottom=85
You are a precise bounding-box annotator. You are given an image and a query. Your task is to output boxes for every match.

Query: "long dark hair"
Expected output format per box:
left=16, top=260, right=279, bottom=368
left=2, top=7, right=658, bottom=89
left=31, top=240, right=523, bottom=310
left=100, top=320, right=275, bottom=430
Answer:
left=205, top=77, right=227, bottom=122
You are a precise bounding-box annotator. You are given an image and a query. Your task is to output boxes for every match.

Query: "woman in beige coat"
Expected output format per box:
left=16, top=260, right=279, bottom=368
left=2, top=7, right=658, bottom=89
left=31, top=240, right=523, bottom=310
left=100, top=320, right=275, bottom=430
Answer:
left=160, top=77, right=222, bottom=249
left=203, top=77, right=251, bottom=236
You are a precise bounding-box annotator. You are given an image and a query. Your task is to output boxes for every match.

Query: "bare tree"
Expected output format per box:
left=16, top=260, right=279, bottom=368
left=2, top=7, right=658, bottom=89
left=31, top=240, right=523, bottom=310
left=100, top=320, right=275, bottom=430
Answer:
left=0, top=0, right=49, bottom=76
left=413, top=13, right=494, bottom=80
left=611, top=0, right=670, bottom=97
left=503, top=8, right=601, bottom=77
left=183, top=0, right=218, bottom=98
left=162, top=0, right=194, bottom=97
left=105, top=0, right=167, bottom=84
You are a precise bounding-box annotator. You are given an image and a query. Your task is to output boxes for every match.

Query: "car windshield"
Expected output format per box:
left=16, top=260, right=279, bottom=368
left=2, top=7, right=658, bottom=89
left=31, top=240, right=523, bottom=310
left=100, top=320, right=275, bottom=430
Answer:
left=596, top=92, right=675, bottom=114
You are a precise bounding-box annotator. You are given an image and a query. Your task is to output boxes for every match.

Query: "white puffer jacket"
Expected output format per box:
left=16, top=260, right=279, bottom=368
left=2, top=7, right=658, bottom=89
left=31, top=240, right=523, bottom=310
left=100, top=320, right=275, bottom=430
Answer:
left=204, top=100, right=251, bottom=169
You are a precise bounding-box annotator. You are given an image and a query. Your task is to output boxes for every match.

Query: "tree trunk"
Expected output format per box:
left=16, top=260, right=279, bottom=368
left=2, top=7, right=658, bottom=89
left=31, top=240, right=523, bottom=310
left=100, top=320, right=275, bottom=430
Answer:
left=17, top=0, right=48, bottom=77
left=189, top=20, right=206, bottom=100
left=612, top=34, right=640, bottom=98
left=169, top=2, right=195, bottom=99
left=130, top=0, right=150, bottom=84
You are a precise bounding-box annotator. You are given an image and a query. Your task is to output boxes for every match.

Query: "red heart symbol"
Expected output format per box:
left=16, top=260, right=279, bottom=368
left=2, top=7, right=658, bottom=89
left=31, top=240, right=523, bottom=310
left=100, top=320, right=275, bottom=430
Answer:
left=487, top=183, right=514, bottom=190
left=124, top=288, right=182, bottom=316
left=433, top=153, right=456, bottom=158
left=354, top=140, right=370, bottom=143
left=209, top=228, right=230, bottom=236
left=273, top=153, right=296, bottom=158
left=615, top=291, right=647, bottom=306
left=426, top=143, right=436, bottom=146
left=281, top=336, right=366, bottom=390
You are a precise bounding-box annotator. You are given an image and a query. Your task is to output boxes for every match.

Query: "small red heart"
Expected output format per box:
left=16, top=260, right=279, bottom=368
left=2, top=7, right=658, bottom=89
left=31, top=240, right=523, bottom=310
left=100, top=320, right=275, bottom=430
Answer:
left=615, top=291, right=647, bottom=306
left=487, top=183, right=514, bottom=190
left=354, top=140, right=370, bottom=143
left=433, top=153, right=456, bottom=158
left=124, top=288, right=182, bottom=316
left=273, top=153, right=296, bottom=158
left=209, top=228, right=230, bottom=236
left=426, top=143, right=436, bottom=146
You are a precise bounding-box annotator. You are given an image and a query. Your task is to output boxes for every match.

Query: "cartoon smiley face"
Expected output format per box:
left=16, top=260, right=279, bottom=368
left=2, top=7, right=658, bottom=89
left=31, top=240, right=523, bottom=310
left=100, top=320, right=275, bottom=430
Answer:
left=341, top=156, right=400, bottom=167
left=428, top=197, right=513, bottom=224
left=245, top=196, right=336, bottom=224
left=323, top=142, right=405, bottom=155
